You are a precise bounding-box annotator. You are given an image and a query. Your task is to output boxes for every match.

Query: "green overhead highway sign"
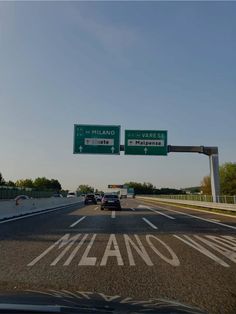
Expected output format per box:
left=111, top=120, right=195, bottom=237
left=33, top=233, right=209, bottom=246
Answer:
left=73, top=124, right=120, bottom=155
left=125, top=130, right=168, bottom=155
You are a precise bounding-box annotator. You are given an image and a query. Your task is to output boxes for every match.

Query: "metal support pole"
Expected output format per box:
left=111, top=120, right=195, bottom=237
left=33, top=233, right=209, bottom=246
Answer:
left=209, top=154, right=220, bottom=203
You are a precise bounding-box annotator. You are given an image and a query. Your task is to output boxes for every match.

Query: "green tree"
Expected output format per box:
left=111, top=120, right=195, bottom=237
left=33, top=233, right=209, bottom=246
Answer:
left=34, top=177, right=51, bottom=190
left=15, top=179, right=34, bottom=188
left=220, top=162, right=236, bottom=195
left=33, top=177, right=62, bottom=191
left=124, top=182, right=155, bottom=194
left=0, top=173, right=5, bottom=185
left=154, top=188, right=185, bottom=195
left=201, top=162, right=236, bottom=196
left=77, top=185, right=94, bottom=194
left=5, top=181, right=16, bottom=187
left=200, top=176, right=211, bottom=195
left=50, top=179, right=62, bottom=191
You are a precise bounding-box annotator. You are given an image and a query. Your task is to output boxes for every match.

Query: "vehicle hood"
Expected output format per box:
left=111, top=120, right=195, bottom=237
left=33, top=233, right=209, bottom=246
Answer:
left=0, top=290, right=207, bottom=313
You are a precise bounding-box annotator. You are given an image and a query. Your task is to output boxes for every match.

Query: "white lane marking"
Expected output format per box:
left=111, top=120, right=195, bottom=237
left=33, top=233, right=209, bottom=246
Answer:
left=28, top=233, right=80, bottom=266
left=100, top=234, right=124, bottom=266
left=146, top=199, right=236, bottom=219
left=94, top=207, right=98, bottom=211
left=70, top=216, right=86, bottom=228
left=142, top=217, right=158, bottom=230
left=28, top=232, right=236, bottom=267
left=64, top=234, right=89, bottom=265
left=194, top=235, right=236, bottom=263
left=137, top=204, right=175, bottom=219
left=174, top=235, right=230, bottom=267
left=131, top=208, right=135, bottom=211
left=51, top=234, right=81, bottom=266
left=210, top=236, right=236, bottom=250
left=137, top=205, right=150, bottom=209
left=0, top=203, right=83, bottom=225
left=148, top=207, right=175, bottom=220
left=111, top=211, right=116, bottom=218
left=160, top=207, right=236, bottom=230
left=78, top=234, right=97, bottom=266
left=146, top=235, right=180, bottom=266
left=124, top=234, right=153, bottom=266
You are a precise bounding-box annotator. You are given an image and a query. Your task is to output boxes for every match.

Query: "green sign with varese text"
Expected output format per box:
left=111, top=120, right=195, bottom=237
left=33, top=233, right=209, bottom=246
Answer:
left=74, top=124, right=120, bottom=155
left=125, top=130, right=167, bottom=155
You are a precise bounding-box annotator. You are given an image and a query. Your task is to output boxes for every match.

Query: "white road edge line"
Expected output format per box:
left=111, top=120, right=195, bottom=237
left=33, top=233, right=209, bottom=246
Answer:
left=149, top=207, right=175, bottom=220
left=142, top=217, right=158, bottom=229
left=0, top=203, right=82, bottom=225
left=111, top=211, right=116, bottom=218
left=94, top=207, right=98, bottom=210
left=70, top=216, right=86, bottom=228
left=156, top=207, right=236, bottom=230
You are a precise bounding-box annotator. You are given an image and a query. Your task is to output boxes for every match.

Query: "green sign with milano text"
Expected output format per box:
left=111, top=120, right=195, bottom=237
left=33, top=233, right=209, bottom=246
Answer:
left=74, top=124, right=120, bottom=155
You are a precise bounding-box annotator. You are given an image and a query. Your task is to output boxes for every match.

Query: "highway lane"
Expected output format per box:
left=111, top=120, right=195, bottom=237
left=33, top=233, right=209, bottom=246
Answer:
left=0, top=199, right=236, bottom=314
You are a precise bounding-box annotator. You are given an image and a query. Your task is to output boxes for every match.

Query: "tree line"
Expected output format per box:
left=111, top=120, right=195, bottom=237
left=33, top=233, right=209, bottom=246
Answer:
left=76, top=183, right=185, bottom=195
left=2, top=161, right=235, bottom=196
left=124, top=182, right=185, bottom=195
left=201, top=162, right=236, bottom=195
left=0, top=173, right=62, bottom=191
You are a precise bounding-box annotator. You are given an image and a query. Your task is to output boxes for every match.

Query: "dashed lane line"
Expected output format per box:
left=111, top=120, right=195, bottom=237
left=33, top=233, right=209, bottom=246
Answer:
left=111, top=211, right=116, bottom=219
left=148, top=207, right=175, bottom=220
left=141, top=199, right=236, bottom=219
left=142, top=217, right=158, bottom=230
left=150, top=206, right=236, bottom=231
left=141, top=202, right=236, bottom=230
left=69, top=216, right=86, bottom=228
left=94, top=207, right=99, bottom=211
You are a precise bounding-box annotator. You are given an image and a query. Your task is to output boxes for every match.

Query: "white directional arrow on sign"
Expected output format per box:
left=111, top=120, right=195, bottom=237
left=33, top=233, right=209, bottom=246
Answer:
left=144, top=147, right=148, bottom=154
left=79, top=146, right=83, bottom=152
left=111, top=146, right=115, bottom=153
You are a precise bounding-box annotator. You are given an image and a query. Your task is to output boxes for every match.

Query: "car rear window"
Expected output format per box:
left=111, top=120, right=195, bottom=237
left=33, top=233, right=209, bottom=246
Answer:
left=104, top=195, right=118, bottom=199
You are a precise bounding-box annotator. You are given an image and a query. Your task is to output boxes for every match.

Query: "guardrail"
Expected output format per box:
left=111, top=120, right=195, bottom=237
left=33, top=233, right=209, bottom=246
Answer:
left=138, top=194, right=236, bottom=204
left=137, top=196, right=236, bottom=212
left=0, top=197, right=83, bottom=221
left=0, top=188, right=67, bottom=200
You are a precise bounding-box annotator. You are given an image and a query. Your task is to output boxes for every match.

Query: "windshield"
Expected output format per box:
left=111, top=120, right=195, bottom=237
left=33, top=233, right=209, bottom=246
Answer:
left=0, top=2, right=235, bottom=314
left=104, top=195, right=118, bottom=199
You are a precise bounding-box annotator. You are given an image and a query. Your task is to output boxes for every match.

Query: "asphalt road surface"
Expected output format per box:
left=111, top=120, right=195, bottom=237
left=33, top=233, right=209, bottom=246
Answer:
left=0, top=198, right=236, bottom=314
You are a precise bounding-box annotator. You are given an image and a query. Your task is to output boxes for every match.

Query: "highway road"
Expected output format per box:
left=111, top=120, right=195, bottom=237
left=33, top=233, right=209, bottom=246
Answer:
left=0, top=198, right=236, bottom=314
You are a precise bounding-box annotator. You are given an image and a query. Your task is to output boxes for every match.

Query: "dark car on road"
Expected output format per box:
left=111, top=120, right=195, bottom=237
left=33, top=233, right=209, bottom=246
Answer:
left=84, top=194, right=97, bottom=205
left=101, top=194, right=121, bottom=210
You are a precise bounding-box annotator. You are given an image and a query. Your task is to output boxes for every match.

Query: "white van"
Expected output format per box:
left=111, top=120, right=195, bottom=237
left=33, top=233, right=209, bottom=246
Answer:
left=67, top=191, right=76, bottom=198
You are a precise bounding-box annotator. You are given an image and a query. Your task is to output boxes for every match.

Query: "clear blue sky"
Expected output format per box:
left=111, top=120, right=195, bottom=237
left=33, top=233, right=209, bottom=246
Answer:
left=0, top=2, right=235, bottom=191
